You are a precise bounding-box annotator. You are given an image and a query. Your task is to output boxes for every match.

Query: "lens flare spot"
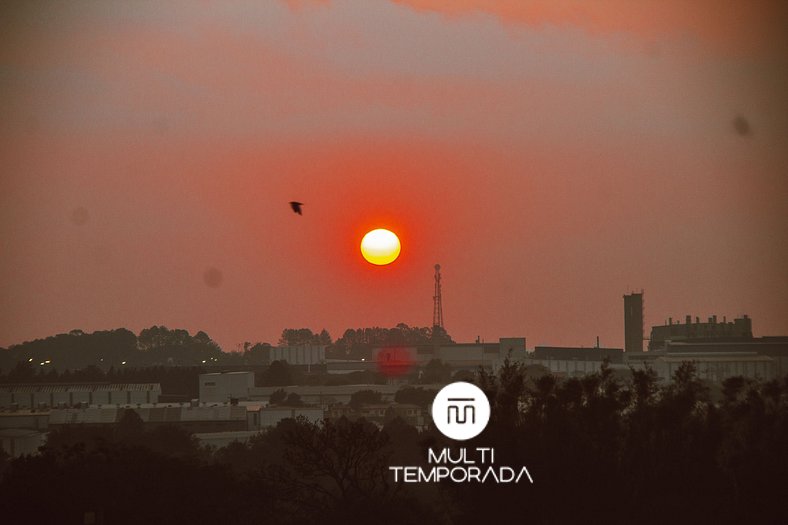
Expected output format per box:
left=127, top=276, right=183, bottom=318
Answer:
left=376, top=347, right=414, bottom=377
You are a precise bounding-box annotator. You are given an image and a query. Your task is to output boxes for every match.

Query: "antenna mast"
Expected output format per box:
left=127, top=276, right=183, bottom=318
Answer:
left=433, top=264, right=444, bottom=329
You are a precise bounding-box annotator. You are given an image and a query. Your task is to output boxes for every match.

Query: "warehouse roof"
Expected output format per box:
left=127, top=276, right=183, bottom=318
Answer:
left=0, top=383, right=161, bottom=393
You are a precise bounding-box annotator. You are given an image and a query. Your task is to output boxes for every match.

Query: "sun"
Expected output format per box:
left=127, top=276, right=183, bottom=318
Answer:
left=360, top=229, right=401, bottom=266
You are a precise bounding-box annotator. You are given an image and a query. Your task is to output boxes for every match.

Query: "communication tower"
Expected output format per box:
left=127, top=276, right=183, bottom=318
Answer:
left=433, top=264, right=444, bottom=329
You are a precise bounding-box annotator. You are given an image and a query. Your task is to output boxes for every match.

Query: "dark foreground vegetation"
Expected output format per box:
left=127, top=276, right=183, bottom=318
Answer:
left=0, top=362, right=786, bottom=525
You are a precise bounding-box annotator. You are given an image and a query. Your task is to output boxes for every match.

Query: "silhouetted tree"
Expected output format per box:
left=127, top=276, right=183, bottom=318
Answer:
left=278, top=328, right=329, bottom=346
left=255, top=417, right=414, bottom=522
left=283, top=392, right=304, bottom=407
left=115, top=409, right=145, bottom=445
left=0, top=327, right=223, bottom=373
left=260, top=361, right=294, bottom=387
left=394, top=387, right=437, bottom=408
left=7, top=360, right=34, bottom=382
left=270, top=388, right=288, bottom=405
left=243, top=342, right=273, bottom=365
left=318, top=329, right=332, bottom=345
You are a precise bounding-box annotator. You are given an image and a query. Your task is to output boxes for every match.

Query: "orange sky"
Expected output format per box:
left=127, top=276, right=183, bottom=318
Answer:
left=1, top=1, right=786, bottom=350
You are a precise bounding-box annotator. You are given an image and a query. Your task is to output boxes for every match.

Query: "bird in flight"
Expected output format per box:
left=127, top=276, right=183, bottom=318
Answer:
left=289, top=201, right=304, bottom=215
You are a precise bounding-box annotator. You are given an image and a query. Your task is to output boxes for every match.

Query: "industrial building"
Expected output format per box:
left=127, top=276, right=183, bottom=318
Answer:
left=199, top=371, right=255, bottom=404
left=523, top=343, right=778, bottom=384
left=419, top=342, right=499, bottom=368
left=530, top=358, right=614, bottom=377
left=198, top=371, right=409, bottom=407
left=627, top=351, right=775, bottom=383
left=0, top=383, right=161, bottom=409
left=528, top=346, right=624, bottom=378
left=324, top=360, right=378, bottom=374
left=248, top=384, right=403, bottom=407
left=371, top=337, right=526, bottom=372
left=648, top=314, right=753, bottom=351
left=631, top=311, right=787, bottom=380
left=268, top=344, right=325, bottom=366
left=661, top=338, right=788, bottom=377
left=624, top=292, right=644, bottom=353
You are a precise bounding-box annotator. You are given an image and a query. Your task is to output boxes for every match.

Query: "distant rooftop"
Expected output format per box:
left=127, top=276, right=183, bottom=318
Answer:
left=0, top=383, right=161, bottom=393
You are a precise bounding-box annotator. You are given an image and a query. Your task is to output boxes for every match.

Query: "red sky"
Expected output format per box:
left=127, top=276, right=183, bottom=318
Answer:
left=1, top=1, right=786, bottom=351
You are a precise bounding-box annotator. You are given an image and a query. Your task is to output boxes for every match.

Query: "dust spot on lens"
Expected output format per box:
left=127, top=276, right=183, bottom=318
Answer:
left=732, top=115, right=751, bottom=137
left=203, top=267, right=223, bottom=288
left=376, top=347, right=414, bottom=378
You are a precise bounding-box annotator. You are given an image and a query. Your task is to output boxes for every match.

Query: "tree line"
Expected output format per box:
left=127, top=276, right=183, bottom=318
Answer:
left=0, top=327, right=222, bottom=371
left=0, top=324, right=456, bottom=374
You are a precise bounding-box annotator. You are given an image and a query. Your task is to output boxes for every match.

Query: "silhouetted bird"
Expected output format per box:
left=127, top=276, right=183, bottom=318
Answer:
left=289, top=202, right=304, bottom=215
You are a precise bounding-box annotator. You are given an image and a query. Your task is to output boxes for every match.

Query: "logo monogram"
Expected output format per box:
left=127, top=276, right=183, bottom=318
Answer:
left=432, top=382, right=490, bottom=441
left=447, top=398, right=476, bottom=424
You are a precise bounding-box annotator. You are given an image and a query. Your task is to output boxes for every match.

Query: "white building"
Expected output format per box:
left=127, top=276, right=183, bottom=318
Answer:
left=199, top=371, right=255, bottom=403
left=270, top=345, right=325, bottom=366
